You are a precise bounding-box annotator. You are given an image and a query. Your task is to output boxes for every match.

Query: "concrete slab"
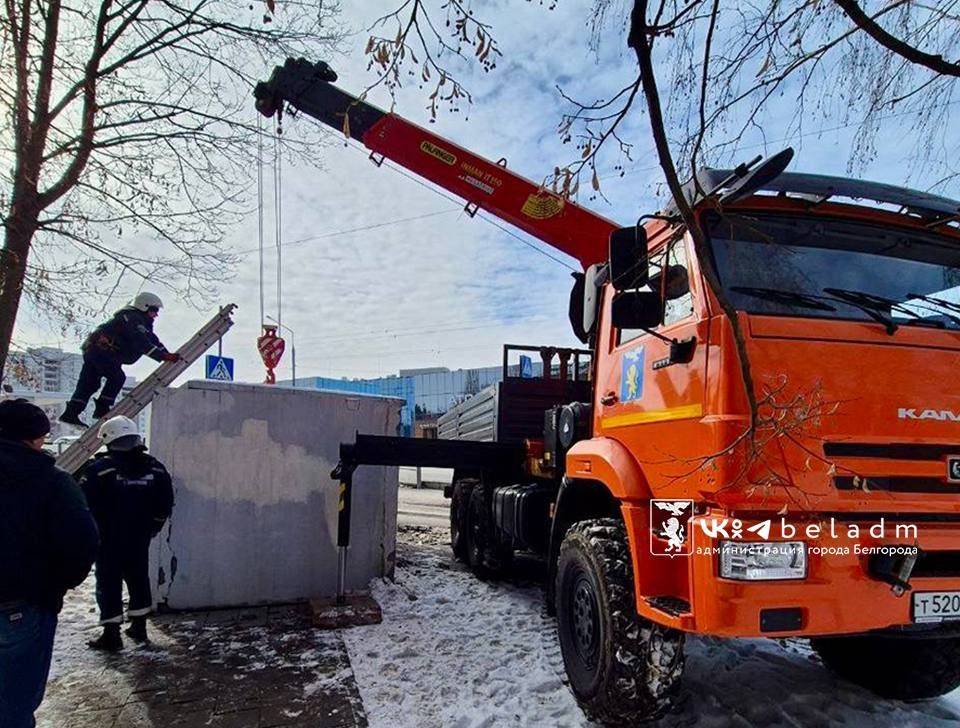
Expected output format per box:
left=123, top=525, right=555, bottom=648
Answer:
left=149, top=381, right=402, bottom=609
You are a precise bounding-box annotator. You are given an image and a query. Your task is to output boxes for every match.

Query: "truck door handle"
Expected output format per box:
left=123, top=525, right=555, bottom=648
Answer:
left=652, top=336, right=698, bottom=370
left=600, top=392, right=618, bottom=406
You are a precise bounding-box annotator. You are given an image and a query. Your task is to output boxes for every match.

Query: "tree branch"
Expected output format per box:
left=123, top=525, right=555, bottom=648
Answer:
left=629, top=0, right=760, bottom=429
left=835, top=0, right=960, bottom=77
left=35, top=0, right=111, bottom=210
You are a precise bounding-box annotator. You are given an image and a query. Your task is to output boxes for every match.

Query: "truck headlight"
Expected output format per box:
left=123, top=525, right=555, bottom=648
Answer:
left=719, top=541, right=807, bottom=581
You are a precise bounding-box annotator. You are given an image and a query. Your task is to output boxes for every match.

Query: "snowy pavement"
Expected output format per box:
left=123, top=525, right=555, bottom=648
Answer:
left=39, top=523, right=960, bottom=727
left=345, top=530, right=584, bottom=727
left=38, top=584, right=366, bottom=727
left=347, top=527, right=960, bottom=728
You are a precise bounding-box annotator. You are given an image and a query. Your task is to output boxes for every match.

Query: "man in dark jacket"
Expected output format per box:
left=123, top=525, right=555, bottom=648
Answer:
left=0, top=399, right=99, bottom=728
left=60, top=292, right=182, bottom=428
left=79, top=416, right=173, bottom=650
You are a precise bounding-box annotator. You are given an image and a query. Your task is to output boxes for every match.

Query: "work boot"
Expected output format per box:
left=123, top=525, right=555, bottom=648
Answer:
left=125, top=617, right=148, bottom=644
left=87, top=624, right=122, bottom=652
left=58, top=402, right=88, bottom=429
left=92, top=398, right=113, bottom=420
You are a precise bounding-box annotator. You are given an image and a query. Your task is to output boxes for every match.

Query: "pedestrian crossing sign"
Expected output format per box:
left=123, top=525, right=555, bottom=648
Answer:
left=205, top=354, right=234, bottom=382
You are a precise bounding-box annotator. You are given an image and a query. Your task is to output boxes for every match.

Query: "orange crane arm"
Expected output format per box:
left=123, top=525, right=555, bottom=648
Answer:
left=254, top=58, right=617, bottom=267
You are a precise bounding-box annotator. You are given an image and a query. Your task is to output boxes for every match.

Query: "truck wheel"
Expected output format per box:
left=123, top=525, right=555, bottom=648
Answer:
left=450, top=478, right=477, bottom=562
left=555, top=519, right=684, bottom=725
left=811, top=632, right=960, bottom=700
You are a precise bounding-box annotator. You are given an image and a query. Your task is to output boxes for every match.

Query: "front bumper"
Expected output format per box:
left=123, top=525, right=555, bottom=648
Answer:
left=623, top=505, right=960, bottom=637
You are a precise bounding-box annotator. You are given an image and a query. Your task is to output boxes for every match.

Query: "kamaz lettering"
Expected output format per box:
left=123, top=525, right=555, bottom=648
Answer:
left=898, top=408, right=960, bottom=421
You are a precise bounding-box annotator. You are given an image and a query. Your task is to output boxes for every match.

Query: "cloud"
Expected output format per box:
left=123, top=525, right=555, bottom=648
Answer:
left=13, top=1, right=960, bottom=388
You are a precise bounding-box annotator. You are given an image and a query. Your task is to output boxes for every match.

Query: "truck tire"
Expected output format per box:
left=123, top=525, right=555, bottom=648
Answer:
left=450, top=478, right=477, bottom=562
left=555, top=519, right=684, bottom=725
left=811, top=632, right=960, bottom=700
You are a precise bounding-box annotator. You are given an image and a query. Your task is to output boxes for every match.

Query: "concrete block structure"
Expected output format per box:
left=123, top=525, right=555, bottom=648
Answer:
left=149, top=381, right=401, bottom=609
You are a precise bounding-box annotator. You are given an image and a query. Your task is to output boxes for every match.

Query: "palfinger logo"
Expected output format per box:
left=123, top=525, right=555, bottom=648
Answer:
left=650, top=499, right=694, bottom=556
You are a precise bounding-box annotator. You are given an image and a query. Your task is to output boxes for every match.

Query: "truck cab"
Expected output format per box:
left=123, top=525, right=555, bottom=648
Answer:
left=555, top=173, right=960, bottom=722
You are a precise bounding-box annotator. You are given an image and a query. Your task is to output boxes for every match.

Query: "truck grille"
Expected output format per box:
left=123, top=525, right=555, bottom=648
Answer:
left=824, top=442, right=960, bottom=461
left=914, top=551, right=960, bottom=578
left=834, top=476, right=960, bottom=494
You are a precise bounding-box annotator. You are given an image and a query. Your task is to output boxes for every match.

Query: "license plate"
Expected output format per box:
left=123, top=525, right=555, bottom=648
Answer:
left=913, top=591, right=960, bottom=623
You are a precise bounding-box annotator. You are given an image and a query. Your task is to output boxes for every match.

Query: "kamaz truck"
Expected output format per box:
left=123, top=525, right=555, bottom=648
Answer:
left=255, top=58, right=960, bottom=724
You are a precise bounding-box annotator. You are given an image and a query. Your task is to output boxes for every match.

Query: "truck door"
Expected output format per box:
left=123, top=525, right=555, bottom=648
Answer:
left=595, top=237, right=710, bottom=498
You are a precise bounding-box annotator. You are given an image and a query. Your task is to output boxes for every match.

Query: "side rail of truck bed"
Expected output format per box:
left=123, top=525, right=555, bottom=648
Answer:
left=438, top=343, right=593, bottom=443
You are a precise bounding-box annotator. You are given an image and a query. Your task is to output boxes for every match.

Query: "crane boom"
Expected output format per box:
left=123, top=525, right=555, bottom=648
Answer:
left=253, top=58, right=617, bottom=267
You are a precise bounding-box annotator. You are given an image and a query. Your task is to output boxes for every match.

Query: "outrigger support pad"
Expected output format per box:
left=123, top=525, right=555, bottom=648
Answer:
left=311, top=449, right=382, bottom=630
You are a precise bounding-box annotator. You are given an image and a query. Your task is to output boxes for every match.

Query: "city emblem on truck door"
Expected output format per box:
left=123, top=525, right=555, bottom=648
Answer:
left=650, top=499, right=694, bottom=556
left=620, top=344, right=645, bottom=403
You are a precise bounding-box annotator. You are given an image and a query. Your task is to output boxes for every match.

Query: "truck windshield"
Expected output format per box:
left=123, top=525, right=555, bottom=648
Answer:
left=708, top=212, right=960, bottom=331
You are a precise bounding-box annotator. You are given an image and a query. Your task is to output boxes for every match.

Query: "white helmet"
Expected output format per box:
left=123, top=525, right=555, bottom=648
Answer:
left=99, top=416, right=139, bottom=447
left=131, top=292, right=163, bottom=312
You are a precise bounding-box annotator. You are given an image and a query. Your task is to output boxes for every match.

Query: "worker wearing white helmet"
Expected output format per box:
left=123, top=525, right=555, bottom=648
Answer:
left=97, top=415, right=142, bottom=450
left=130, top=292, right=164, bottom=312
left=78, top=416, right=173, bottom=651
left=60, top=292, right=183, bottom=428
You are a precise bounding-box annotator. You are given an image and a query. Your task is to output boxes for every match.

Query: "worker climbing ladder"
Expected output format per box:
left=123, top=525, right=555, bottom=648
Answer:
left=56, top=304, right=237, bottom=474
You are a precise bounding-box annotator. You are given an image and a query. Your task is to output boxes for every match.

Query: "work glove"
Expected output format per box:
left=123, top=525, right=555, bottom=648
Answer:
left=161, top=352, right=183, bottom=363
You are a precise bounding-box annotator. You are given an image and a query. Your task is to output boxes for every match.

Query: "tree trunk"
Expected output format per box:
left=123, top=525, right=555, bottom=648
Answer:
left=0, top=211, right=37, bottom=381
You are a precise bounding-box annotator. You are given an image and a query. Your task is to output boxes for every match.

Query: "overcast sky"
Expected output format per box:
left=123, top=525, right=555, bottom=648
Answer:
left=12, top=1, right=960, bottom=387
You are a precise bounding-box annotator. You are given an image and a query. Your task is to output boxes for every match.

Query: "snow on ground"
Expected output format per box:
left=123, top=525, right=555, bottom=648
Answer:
left=670, top=636, right=960, bottom=728
left=40, top=576, right=365, bottom=727
left=347, top=528, right=960, bottom=728
left=39, top=527, right=960, bottom=727
left=344, top=541, right=586, bottom=728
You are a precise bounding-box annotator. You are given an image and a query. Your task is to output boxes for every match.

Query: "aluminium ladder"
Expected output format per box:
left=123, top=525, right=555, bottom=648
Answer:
left=56, top=304, right=237, bottom=474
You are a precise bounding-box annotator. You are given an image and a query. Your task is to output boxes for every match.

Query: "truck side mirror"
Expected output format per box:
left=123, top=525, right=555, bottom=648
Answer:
left=609, top=225, right=648, bottom=291
left=569, top=273, right=588, bottom=343
left=568, top=264, right=608, bottom=344
left=611, top=290, right=662, bottom=330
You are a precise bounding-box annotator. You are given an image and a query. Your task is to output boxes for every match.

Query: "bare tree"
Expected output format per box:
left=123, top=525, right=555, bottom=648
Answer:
left=0, top=0, right=345, bottom=377
left=588, top=0, right=960, bottom=189
left=367, top=0, right=960, bottom=219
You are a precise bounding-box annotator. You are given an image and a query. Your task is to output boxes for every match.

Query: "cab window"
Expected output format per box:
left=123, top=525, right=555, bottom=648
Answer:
left=618, top=241, right=694, bottom=345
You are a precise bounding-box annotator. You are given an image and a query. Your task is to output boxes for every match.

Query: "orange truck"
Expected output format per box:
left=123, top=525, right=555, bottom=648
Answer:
left=256, top=59, right=960, bottom=724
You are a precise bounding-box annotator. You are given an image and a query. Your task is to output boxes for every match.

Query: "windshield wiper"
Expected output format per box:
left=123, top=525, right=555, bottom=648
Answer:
left=825, top=288, right=954, bottom=330
left=822, top=288, right=901, bottom=334
left=905, top=293, right=960, bottom=328
left=730, top=286, right=838, bottom=312
left=730, top=285, right=950, bottom=334
left=822, top=287, right=906, bottom=334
